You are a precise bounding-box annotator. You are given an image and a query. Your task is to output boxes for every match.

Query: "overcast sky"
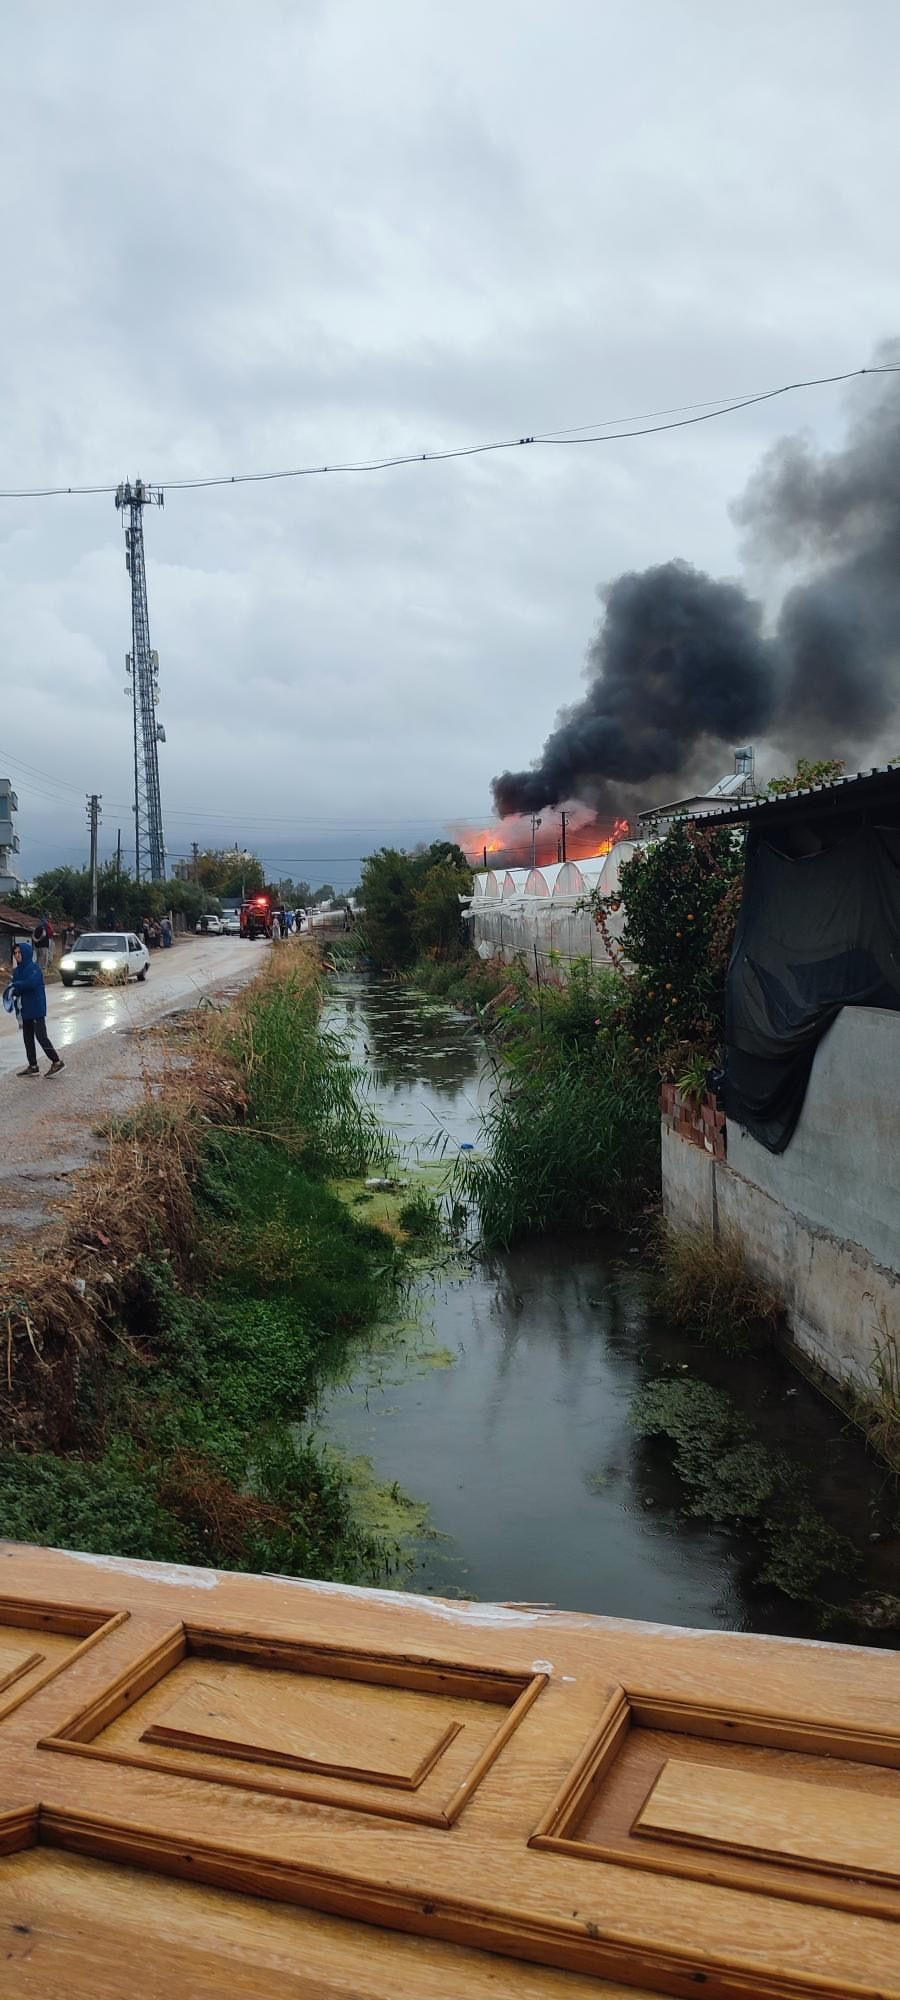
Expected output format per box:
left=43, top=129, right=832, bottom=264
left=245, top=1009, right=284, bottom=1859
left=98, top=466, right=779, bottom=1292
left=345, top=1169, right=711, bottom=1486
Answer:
left=1, top=0, right=898, bottom=884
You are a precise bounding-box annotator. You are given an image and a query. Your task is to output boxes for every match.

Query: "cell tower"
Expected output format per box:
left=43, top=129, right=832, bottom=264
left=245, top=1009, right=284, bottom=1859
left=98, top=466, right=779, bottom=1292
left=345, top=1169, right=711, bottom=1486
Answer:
left=115, top=478, right=167, bottom=881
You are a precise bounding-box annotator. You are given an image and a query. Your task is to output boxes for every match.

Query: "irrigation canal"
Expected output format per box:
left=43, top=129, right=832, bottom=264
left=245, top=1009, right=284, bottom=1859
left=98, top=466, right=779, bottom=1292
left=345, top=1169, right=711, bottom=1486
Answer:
left=320, top=975, right=897, bottom=1641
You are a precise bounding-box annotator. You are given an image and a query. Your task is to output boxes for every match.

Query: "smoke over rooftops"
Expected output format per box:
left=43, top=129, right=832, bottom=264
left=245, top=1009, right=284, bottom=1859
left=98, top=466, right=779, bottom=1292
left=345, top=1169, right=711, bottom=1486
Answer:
left=492, top=343, right=900, bottom=819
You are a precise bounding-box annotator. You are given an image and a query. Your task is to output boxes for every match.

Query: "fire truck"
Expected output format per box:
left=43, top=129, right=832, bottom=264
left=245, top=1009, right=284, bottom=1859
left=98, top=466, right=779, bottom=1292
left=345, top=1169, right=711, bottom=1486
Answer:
left=240, top=894, right=273, bottom=940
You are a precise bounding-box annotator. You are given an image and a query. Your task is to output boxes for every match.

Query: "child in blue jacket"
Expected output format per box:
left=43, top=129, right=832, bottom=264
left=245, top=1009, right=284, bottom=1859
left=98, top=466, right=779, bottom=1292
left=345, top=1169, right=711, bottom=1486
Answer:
left=7, top=941, right=64, bottom=1077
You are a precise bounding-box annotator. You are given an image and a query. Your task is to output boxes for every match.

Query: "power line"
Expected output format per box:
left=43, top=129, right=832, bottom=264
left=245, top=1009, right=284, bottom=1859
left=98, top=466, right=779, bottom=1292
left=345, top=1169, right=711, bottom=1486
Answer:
left=0, top=746, right=89, bottom=800
left=0, top=747, right=486, bottom=825
left=0, top=365, right=896, bottom=502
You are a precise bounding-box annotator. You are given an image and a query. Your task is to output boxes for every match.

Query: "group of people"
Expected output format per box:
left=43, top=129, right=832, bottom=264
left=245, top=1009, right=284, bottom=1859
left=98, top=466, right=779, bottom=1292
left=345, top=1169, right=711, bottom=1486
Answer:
left=141, top=915, right=173, bottom=950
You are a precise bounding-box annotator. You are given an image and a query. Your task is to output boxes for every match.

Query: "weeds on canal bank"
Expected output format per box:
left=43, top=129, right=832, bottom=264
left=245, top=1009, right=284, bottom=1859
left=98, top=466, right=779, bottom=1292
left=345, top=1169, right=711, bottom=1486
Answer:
left=454, top=962, right=659, bottom=1247
left=223, top=949, right=388, bottom=1174
left=631, top=1377, right=861, bottom=1614
left=653, top=1224, right=783, bottom=1357
left=407, top=954, right=523, bottom=1016
left=0, top=947, right=403, bottom=1579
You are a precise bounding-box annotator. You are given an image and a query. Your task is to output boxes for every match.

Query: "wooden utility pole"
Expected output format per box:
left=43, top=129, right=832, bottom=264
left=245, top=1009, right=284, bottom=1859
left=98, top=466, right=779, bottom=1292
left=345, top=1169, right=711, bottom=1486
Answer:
left=530, top=814, right=542, bottom=869
left=559, top=810, right=569, bottom=863
left=115, top=828, right=122, bottom=888
left=86, top=794, right=102, bottom=922
left=192, top=841, right=200, bottom=880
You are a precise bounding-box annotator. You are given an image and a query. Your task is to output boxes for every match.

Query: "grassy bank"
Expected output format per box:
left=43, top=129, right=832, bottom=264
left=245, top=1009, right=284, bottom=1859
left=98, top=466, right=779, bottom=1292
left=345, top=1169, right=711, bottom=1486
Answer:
left=0, top=948, right=406, bottom=1578
left=418, top=955, right=660, bottom=1246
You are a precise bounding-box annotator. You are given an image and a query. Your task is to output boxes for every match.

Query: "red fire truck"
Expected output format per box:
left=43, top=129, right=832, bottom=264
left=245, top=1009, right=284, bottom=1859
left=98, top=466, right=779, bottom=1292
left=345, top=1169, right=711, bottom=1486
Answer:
left=240, top=894, right=273, bottom=940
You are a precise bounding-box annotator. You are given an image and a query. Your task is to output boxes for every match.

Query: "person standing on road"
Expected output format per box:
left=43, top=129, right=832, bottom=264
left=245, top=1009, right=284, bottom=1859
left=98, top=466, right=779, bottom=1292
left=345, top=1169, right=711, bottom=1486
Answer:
left=32, top=915, right=50, bottom=969
left=6, top=941, right=64, bottom=1077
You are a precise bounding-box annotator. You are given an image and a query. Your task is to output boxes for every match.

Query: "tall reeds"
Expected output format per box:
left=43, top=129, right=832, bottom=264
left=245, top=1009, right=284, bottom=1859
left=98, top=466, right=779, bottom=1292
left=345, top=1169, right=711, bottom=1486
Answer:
left=462, top=1006, right=659, bottom=1247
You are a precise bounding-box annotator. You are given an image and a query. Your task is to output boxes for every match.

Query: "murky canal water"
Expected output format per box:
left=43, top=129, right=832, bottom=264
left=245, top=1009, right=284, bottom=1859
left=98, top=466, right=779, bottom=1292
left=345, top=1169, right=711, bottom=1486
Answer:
left=321, top=976, right=897, bottom=1641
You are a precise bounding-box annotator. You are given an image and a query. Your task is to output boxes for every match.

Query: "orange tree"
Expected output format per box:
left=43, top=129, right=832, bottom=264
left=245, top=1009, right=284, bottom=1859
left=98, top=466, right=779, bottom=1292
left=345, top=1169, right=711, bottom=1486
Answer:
left=593, top=818, right=744, bottom=1065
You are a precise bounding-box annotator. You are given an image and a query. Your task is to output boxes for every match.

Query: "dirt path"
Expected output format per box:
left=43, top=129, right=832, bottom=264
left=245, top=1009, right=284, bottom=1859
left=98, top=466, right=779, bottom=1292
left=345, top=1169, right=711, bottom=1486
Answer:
left=0, top=936, right=269, bottom=1239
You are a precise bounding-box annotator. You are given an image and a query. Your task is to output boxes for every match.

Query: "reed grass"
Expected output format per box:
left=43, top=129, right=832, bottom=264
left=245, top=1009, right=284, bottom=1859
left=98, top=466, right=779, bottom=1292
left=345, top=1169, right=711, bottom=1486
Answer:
left=221, top=947, right=388, bottom=1174
left=462, top=1018, right=659, bottom=1247
left=653, top=1222, right=783, bottom=1356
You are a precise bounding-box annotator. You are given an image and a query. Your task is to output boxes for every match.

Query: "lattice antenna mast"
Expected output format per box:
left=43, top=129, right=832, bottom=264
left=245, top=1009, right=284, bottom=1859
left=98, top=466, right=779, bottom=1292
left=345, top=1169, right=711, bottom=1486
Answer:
left=116, top=478, right=167, bottom=882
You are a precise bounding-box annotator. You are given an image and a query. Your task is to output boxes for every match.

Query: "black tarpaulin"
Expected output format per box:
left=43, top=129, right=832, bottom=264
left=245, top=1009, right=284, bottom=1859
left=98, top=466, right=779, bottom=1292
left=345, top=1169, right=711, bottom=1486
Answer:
left=724, top=822, right=900, bottom=1151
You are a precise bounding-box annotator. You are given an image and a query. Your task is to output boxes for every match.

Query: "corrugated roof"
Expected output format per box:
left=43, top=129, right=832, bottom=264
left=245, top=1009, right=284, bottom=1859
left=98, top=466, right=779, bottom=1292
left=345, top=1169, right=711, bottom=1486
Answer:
left=0, top=905, right=36, bottom=928
left=694, top=763, right=900, bottom=827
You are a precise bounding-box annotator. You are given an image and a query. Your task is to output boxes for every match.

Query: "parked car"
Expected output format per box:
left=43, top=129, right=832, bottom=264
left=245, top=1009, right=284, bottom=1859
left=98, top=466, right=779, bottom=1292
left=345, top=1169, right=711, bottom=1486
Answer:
left=195, top=914, right=224, bottom=935
left=221, top=914, right=241, bottom=935
left=59, top=932, right=150, bottom=986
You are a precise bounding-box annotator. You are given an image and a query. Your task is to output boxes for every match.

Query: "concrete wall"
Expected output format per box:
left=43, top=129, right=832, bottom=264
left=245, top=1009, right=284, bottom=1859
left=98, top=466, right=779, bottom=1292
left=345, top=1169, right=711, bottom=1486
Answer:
left=727, top=1008, right=900, bottom=1277
left=662, top=1006, right=900, bottom=1395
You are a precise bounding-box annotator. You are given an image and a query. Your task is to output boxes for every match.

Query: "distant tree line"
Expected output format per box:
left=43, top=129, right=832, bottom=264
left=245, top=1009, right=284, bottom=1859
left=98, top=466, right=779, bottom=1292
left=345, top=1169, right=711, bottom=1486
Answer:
left=6, top=853, right=354, bottom=930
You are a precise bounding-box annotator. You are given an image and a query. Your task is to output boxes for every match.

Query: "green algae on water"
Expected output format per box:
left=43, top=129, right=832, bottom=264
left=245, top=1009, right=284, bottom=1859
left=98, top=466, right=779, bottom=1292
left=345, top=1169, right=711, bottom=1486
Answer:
left=631, top=1376, right=861, bottom=1614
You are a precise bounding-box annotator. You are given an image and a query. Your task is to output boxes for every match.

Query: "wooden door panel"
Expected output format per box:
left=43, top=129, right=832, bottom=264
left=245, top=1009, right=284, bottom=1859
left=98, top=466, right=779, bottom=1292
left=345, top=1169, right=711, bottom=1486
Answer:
left=0, top=1544, right=894, bottom=1999
left=141, top=1669, right=465, bottom=1787
left=635, top=1759, right=900, bottom=1885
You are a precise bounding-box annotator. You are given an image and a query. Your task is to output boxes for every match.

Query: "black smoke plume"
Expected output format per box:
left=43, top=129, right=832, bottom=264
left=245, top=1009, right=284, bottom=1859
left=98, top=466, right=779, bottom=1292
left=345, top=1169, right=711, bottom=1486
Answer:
left=493, top=347, right=900, bottom=817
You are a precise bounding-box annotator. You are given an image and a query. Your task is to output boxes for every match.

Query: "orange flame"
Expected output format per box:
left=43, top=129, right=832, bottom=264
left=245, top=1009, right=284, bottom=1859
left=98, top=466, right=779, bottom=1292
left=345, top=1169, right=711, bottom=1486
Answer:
left=454, top=809, right=631, bottom=871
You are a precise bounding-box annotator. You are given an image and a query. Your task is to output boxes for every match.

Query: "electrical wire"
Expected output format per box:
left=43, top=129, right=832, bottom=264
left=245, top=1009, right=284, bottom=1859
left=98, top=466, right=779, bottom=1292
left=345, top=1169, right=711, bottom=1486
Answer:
left=0, top=753, right=484, bottom=826
left=0, top=365, right=896, bottom=501
left=0, top=746, right=90, bottom=800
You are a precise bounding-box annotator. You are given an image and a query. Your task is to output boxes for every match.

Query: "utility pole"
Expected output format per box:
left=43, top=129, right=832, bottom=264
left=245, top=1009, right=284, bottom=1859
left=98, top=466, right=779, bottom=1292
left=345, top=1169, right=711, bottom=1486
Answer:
left=115, top=828, right=122, bottom=889
left=87, top=794, right=101, bottom=923
left=116, top=478, right=167, bottom=883
left=483, top=844, right=488, bottom=871
left=559, top=810, right=569, bottom=863
left=530, top=814, right=542, bottom=869
left=191, top=841, right=199, bottom=881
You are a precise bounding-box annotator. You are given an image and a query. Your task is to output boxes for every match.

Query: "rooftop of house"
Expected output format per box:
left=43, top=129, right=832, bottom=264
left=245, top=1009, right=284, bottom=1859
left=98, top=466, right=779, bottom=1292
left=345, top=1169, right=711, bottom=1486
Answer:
left=693, top=762, right=900, bottom=830
left=638, top=748, right=758, bottom=823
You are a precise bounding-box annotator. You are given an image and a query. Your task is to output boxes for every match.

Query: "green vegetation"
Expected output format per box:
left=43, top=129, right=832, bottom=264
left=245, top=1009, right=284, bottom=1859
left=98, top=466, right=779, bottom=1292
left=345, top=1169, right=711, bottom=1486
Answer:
left=224, top=950, right=388, bottom=1174
left=631, top=1377, right=860, bottom=1612
left=594, top=816, right=744, bottom=1065
left=189, top=849, right=265, bottom=897
left=0, top=950, right=404, bottom=1580
left=767, top=756, right=845, bottom=795
left=404, top=954, right=520, bottom=1015
left=864, top=1321, right=900, bottom=1477
left=359, top=841, right=473, bottom=969
left=397, top=1188, right=443, bottom=1244
left=459, top=961, right=659, bottom=1246
left=654, top=1224, right=783, bottom=1356
left=20, top=860, right=212, bottom=930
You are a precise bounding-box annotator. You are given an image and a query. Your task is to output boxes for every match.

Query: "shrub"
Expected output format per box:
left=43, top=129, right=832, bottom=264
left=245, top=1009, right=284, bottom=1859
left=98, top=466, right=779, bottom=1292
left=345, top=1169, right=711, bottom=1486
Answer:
left=594, top=817, right=744, bottom=1062
left=359, top=843, right=472, bottom=970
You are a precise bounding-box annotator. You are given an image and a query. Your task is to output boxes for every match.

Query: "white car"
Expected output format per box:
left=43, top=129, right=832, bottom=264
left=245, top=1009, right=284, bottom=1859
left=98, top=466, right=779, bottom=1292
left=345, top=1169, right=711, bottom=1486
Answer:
left=221, top=914, right=241, bottom=935
left=59, top=932, right=151, bottom=987
left=195, top=914, right=224, bottom=935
